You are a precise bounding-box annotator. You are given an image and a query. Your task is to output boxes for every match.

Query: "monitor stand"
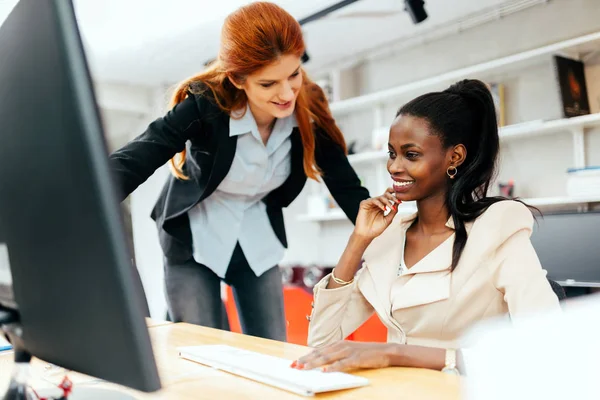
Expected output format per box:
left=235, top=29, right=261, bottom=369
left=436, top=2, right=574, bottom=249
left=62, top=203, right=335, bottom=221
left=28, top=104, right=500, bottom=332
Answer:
left=1, top=310, right=137, bottom=400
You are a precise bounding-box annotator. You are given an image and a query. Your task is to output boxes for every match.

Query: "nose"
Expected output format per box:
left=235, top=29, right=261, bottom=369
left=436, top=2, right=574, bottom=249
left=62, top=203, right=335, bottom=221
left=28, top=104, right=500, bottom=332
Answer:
left=278, top=81, right=295, bottom=102
left=388, top=156, right=405, bottom=176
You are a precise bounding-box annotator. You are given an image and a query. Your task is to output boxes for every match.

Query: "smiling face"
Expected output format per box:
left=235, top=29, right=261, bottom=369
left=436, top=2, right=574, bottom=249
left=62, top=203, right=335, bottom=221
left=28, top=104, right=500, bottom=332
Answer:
left=230, top=54, right=303, bottom=125
left=387, top=114, right=465, bottom=202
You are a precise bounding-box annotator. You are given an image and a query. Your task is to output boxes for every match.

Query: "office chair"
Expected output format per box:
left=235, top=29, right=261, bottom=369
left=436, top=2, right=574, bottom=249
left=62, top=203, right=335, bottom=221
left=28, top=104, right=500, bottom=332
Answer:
left=547, top=278, right=566, bottom=301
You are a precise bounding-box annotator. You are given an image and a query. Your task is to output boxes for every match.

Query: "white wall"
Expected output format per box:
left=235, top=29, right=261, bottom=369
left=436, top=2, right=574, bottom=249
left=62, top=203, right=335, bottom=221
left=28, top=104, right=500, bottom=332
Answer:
left=129, top=165, right=170, bottom=319
left=99, top=82, right=172, bottom=319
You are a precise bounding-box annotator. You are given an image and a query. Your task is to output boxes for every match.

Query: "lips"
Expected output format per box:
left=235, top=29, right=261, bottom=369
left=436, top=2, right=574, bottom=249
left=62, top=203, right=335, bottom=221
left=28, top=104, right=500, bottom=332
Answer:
left=272, top=100, right=292, bottom=110
left=392, top=179, right=415, bottom=193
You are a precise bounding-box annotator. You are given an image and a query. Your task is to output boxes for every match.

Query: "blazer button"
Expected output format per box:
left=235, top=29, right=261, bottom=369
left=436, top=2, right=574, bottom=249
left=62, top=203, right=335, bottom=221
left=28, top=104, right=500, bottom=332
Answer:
left=306, top=315, right=311, bottom=321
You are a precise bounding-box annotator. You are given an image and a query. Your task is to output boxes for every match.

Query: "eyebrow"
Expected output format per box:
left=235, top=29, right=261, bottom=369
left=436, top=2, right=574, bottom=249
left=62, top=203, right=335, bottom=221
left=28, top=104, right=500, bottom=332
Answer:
left=388, top=142, right=422, bottom=150
left=257, top=66, right=301, bottom=83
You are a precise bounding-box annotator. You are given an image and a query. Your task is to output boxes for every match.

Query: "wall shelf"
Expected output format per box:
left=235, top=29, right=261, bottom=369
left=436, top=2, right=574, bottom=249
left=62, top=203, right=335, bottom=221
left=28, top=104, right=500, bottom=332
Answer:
left=329, top=31, right=600, bottom=116
left=298, top=196, right=600, bottom=223
left=347, top=150, right=388, bottom=165
left=297, top=206, right=417, bottom=223
left=346, top=113, right=600, bottom=169
left=297, top=209, right=346, bottom=222
left=499, top=113, right=600, bottom=140
left=524, top=195, right=600, bottom=207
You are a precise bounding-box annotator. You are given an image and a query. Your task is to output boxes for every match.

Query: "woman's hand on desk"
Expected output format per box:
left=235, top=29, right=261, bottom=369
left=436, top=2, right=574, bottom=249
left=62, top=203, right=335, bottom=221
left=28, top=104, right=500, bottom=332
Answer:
left=353, top=188, right=401, bottom=241
left=291, top=341, right=394, bottom=372
left=292, top=341, right=448, bottom=373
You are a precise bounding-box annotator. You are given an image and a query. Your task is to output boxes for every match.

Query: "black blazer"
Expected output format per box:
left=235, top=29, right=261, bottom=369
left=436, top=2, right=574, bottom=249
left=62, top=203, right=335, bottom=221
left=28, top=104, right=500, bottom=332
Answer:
left=109, top=90, right=370, bottom=262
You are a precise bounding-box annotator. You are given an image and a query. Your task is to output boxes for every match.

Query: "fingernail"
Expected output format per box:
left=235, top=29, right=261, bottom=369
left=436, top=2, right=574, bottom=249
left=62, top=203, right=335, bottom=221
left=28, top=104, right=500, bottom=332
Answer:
left=290, top=361, right=297, bottom=368
left=321, top=367, right=327, bottom=372
left=393, top=205, right=397, bottom=211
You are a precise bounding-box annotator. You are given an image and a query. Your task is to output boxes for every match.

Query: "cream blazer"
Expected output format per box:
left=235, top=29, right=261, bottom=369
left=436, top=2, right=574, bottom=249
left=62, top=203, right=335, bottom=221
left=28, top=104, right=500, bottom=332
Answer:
left=307, top=201, right=561, bottom=349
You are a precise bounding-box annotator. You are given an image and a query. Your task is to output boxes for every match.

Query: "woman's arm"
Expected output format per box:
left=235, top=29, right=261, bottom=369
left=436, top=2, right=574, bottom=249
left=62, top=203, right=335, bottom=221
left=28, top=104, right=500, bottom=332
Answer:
left=307, top=234, right=375, bottom=347
left=326, top=233, right=370, bottom=288
left=491, top=228, right=561, bottom=315
left=486, top=202, right=561, bottom=316
left=386, top=344, right=446, bottom=370
left=294, top=341, right=465, bottom=373
left=308, top=193, right=400, bottom=348
left=108, top=95, right=201, bottom=201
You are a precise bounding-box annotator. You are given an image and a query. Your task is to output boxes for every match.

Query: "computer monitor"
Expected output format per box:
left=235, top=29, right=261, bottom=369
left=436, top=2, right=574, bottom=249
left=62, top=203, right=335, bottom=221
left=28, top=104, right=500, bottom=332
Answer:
left=0, top=0, right=161, bottom=395
left=530, top=211, right=600, bottom=287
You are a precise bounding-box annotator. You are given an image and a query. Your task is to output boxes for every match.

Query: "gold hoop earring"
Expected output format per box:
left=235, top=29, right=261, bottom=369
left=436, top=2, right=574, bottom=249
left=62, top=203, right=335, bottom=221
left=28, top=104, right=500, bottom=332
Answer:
left=447, top=166, right=458, bottom=179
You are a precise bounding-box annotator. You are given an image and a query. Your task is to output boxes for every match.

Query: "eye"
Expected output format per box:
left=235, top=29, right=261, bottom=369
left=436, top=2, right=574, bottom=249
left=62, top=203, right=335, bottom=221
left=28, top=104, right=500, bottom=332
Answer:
left=387, top=150, right=396, bottom=159
left=405, top=151, right=420, bottom=160
left=290, top=71, right=300, bottom=78
left=260, top=82, right=275, bottom=88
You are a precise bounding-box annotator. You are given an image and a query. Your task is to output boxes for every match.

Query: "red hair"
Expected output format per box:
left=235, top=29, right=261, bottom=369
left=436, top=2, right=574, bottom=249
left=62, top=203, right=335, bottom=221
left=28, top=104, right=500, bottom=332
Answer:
left=169, top=2, right=346, bottom=180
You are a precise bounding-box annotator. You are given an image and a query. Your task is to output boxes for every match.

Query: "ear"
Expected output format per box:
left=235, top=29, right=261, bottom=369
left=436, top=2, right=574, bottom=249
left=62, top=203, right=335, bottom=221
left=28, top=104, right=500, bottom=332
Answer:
left=227, top=74, right=243, bottom=90
left=449, top=144, right=467, bottom=168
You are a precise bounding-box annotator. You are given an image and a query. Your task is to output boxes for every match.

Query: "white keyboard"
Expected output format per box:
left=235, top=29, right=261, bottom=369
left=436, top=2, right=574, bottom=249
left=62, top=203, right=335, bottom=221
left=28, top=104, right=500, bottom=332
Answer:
left=178, top=344, right=369, bottom=397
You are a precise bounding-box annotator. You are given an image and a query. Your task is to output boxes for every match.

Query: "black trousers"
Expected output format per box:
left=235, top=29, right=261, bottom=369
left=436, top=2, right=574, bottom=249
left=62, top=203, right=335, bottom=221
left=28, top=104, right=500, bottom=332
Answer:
left=164, top=243, right=287, bottom=341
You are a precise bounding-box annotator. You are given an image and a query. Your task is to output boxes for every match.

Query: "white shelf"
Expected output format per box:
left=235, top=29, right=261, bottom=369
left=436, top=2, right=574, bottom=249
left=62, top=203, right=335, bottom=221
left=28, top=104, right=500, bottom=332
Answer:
left=298, top=196, right=600, bottom=223
left=297, top=209, right=347, bottom=222
left=523, top=196, right=600, bottom=207
left=346, top=114, right=600, bottom=166
left=329, top=31, right=600, bottom=116
left=499, top=113, right=600, bottom=140
left=347, top=150, right=387, bottom=165
left=298, top=204, right=416, bottom=223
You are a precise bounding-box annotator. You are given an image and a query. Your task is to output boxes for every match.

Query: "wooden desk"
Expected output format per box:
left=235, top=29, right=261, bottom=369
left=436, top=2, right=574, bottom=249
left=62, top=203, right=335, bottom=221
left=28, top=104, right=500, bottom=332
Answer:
left=0, top=323, right=461, bottom=399
left=145, top=318, right=173, bottom=328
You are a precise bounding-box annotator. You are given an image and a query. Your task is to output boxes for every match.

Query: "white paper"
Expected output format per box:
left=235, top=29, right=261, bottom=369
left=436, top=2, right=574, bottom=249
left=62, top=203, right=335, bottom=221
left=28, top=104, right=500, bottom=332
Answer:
left=0, top=243, right=13, bottom=286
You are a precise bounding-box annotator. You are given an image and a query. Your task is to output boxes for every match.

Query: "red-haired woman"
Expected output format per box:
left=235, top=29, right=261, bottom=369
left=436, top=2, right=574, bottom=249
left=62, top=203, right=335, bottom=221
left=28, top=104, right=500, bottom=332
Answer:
left=109, top=2, right=370, bottom=341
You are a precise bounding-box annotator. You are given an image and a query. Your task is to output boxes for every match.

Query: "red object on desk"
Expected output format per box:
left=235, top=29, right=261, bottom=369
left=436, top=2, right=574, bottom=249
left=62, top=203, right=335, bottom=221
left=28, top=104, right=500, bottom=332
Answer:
left=224, top=285, right=387, bottom=345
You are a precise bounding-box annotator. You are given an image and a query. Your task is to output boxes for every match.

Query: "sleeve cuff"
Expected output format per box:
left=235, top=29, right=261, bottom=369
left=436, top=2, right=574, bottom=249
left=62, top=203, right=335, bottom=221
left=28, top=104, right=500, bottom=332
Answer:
left=313, top=273, right=357, bottom=294
left=311, top=273, right=357, bottom=314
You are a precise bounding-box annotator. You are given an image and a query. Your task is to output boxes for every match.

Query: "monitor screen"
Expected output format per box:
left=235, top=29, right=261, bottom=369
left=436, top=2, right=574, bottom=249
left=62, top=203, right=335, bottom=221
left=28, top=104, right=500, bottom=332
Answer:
left=0, top=0, right=160, bottom=393
left=530, top=211, right=600, bottom=285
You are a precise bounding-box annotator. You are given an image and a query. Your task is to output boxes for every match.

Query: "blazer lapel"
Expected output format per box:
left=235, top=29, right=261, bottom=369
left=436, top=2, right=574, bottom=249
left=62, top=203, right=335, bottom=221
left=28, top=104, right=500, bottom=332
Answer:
left=198, top=117, right=238, bottom=202
left=391, top=215, right=463, bottom=311
left=162, top=112, right=238, bottom=225
left=357, top=212, right=416, bottom=326
left=264, top=129, right=305, bottom=208
left=359, top=212, right=460, bottom=316
left=391, top=236, right=454, bottom=311
left=403, top=233, right=455, bottom=275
